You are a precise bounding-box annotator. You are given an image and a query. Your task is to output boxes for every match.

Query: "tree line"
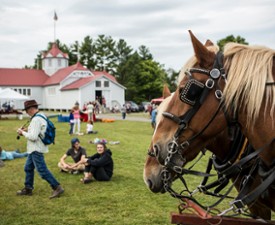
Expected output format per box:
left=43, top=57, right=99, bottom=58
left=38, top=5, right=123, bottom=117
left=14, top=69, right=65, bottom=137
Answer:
left=30, top=34, right=248, bottom=104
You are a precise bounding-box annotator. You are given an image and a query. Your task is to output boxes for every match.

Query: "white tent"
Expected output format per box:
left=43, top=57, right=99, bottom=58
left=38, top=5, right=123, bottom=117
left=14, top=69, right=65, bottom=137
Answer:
left=0, top=88, right=29, bottom=110
left=0, top=88, right=29, bottom=100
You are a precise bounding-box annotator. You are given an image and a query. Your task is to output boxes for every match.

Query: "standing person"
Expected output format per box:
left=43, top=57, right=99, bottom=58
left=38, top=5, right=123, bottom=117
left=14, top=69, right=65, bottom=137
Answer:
left=121, top=104, right=126, bottom=120
left=58, top=138, right=87, bottom=174
left=68, top=109, right=74, bottom=135
left=73, top=105, right=81, bottom=134
left=151, top=105, right=158, bottom=130
left=80, top=142, right=113, bottom=184
left=16, top=100, right=64, bottom=199
left=86, top=101, right=94, bottom=122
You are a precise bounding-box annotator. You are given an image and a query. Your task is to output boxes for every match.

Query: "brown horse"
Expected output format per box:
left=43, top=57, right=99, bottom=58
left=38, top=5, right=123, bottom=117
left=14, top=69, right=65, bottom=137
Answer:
left=144, top=94, right=272, bottom=219
left=147, top=31, right=275, bottom=216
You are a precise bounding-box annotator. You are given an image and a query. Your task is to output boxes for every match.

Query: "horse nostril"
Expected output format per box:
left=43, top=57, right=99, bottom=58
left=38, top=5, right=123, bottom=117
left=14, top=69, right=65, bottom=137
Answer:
left=147, top=179, right=153, bottom=189
left=153, top=144, right=159, bottom=157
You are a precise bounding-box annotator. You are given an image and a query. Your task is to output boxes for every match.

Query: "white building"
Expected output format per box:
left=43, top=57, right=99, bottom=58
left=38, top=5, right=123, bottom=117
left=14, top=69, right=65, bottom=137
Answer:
left=0, top=43, right=126, bottom=111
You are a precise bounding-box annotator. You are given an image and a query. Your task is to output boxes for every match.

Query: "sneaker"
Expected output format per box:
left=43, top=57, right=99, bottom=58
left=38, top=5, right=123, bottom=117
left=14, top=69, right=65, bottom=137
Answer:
left=49, top=185, right=64, bottom=199
left=17, top=187, right=33, bottom=196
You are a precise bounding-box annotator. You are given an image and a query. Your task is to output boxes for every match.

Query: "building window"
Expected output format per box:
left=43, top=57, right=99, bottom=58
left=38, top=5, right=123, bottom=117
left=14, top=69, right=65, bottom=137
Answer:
left=48, top=87, right=56, bottom=95
left=27, top=89, right=31, bottom=96
left=18, top=89, right=22, bottom=94
left=104, top=81, right=109, bottom=87
left=23, top=89, right=26, bottom=95
left=58, top=59, right=61, bottom=66
left=96, top=81, right=101, bottom=87
left=14, top=89, right=17, bottom=92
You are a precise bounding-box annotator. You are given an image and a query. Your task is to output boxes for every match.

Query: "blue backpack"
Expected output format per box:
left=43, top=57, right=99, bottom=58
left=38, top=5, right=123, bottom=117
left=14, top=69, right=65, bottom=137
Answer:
left=36, top=114, right=56, bottom=145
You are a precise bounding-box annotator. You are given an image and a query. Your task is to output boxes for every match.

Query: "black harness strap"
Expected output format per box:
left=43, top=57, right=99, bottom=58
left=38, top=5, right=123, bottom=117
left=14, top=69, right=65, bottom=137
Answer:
left=232, top=165, right=275, bottom=209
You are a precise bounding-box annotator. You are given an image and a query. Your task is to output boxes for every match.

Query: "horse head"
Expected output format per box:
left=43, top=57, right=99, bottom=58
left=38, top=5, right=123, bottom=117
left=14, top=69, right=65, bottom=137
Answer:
left=152, top=31, right=228, bottom=174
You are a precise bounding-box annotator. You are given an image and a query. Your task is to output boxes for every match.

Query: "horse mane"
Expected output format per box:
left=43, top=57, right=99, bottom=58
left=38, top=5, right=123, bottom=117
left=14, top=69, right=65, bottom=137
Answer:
left=223, top=43, right=275, bottom=126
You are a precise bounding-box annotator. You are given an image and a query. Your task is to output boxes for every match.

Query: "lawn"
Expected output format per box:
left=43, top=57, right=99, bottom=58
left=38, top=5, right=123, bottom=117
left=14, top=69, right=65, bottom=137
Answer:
left=1, top=115, right=273, bottom=224
left=0, top=115, right=180, bottom=225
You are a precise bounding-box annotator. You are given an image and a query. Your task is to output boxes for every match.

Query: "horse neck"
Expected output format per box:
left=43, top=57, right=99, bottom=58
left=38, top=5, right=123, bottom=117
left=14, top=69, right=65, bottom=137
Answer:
left=206, top=130, right=232, bottom=161
left=238, top=111, right=275, bottom=167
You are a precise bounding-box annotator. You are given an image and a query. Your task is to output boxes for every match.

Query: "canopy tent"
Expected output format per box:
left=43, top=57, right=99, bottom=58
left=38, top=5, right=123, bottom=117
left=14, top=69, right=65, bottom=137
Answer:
left=0, top=88, right=29, bottom=100
left=151, top=97, right=164, bottom=105
left=0, top=88, right=29, bottom=110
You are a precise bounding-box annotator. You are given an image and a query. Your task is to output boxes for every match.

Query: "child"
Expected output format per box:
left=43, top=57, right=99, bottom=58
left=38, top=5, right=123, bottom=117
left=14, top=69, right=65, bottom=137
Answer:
left=86, top=121, right=98, bottom=134
left=69, top=109, right=74, bottom=135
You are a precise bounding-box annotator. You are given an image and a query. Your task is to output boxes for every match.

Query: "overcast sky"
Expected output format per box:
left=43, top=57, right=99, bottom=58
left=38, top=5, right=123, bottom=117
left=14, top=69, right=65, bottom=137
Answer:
left=1, top=0, right=275, bottom=71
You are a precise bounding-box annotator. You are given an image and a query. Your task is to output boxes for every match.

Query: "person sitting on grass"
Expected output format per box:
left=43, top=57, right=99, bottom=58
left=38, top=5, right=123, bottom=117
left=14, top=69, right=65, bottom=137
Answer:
left=0, top=146, right=28, bottom=161
left=58, top=138, right=87, bottom=174
left=80, top=141, right=113, bottom=184
left=86, top=120, right=98, bottom=134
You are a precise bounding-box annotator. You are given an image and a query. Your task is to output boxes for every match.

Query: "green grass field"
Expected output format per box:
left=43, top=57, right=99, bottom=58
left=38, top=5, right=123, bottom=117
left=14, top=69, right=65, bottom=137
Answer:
left=0, top=115, right=273, bottom=224
left=0, top=116, right=181, bottom=225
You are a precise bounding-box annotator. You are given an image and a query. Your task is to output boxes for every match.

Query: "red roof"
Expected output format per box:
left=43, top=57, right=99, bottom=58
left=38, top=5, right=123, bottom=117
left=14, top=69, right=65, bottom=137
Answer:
left=0, top=68, right=48, bottom=86
left=43, top=62, right=90, bottom=86
left=42, top=43, right=68, bottom=59
left=92, top=70, right=117, bottom=83
left=0, top=62, right=121, bottom=90
left=61, top=76, right=96, bottom=91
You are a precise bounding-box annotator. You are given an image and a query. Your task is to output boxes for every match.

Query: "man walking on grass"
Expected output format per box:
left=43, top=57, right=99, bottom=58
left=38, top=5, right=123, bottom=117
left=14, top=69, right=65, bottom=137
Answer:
left=16, top=100, right=64, bottom=199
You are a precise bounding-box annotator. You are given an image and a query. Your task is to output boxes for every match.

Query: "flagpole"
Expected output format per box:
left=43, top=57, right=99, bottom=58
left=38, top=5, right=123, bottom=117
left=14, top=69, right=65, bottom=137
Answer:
left=54, top=19, right=56, bottom=43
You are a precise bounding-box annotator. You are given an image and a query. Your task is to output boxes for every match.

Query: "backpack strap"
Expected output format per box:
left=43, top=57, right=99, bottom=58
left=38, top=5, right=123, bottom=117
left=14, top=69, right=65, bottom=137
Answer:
left=34, top=114, right=47, bottom=141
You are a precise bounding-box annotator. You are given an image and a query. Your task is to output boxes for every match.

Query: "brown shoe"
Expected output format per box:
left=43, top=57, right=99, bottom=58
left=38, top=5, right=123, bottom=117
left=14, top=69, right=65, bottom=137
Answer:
left=17, top=187, right=33, bottom=196
left=49, top=185, right=64, bottom=199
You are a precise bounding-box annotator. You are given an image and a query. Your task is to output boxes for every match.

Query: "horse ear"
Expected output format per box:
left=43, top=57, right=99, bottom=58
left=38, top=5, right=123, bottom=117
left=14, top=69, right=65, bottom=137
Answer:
left=162, top=84, right=171, bottom=99
left=204, top=39, right=214, bottom=47
left=188, top=30, right=215, bottom=67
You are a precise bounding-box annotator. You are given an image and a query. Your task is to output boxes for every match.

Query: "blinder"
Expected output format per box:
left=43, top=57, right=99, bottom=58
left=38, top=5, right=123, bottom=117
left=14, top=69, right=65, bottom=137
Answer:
left=179, top=79, right=205, bottom=106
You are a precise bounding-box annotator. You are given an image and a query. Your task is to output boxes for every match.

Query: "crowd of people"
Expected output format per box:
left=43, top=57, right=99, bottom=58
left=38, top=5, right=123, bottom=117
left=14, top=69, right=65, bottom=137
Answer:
left=5, top=99, right=114, bottom=199
left=1, top=97, right=158, bottom=199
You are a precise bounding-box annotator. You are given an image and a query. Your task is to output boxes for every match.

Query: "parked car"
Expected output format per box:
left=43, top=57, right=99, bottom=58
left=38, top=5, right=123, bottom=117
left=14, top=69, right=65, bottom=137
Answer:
left=125, top=101, right=140, bottom=112
left=139, top=101, right=150, bottom=112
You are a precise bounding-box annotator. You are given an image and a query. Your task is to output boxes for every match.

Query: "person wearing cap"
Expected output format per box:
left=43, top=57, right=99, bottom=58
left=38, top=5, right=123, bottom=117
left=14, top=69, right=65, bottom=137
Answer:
left=16, top=99, right=64, bottom=199
left=58, top=138, right=87, bottom=174
left=80, top=141, right=113, bottom=184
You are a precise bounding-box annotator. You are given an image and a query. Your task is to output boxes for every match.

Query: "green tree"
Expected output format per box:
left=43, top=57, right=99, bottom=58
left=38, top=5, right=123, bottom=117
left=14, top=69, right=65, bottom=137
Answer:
left=165, top=68, right=179, bottom=92
left=94, top=35, right=116, bottom=73
left=113, top=39, right=133, bottom=78
left=138, top=45, right=153, bottom=60
left=217, top=35, right=249, bottom=51
left=79, top=35, right=98, bottom=69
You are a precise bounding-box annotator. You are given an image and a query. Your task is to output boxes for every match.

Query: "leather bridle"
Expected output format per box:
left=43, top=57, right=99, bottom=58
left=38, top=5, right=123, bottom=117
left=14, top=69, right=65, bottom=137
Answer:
left=161, top=51, right=227, bottom=174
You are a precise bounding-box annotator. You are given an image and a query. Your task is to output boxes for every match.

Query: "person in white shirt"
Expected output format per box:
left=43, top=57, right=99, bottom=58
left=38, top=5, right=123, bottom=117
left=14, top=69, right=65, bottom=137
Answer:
left=16, top=100, right=64, bottom=199
left=86, top=102, right=94, bottom=122
left=86, top=121, right=98, bottom=134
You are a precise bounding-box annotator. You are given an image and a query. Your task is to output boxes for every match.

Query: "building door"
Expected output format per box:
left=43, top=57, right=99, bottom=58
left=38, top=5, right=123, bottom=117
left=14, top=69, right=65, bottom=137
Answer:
left=95, top=90, right=102, bottom=104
